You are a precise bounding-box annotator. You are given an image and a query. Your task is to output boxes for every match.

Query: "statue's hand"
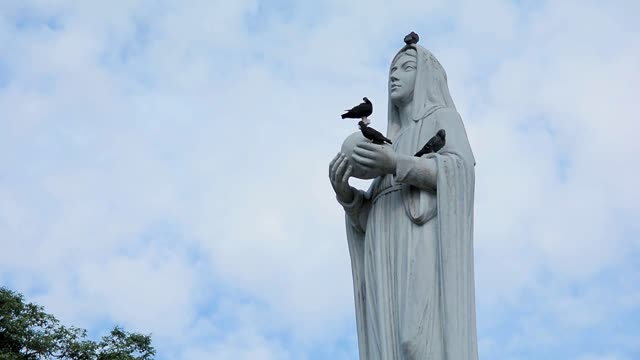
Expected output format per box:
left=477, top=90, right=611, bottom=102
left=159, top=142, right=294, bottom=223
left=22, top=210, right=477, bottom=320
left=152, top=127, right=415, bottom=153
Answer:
left=329, top=153, right=355, bottom=203
left=352, top=142, right=397, bottom=175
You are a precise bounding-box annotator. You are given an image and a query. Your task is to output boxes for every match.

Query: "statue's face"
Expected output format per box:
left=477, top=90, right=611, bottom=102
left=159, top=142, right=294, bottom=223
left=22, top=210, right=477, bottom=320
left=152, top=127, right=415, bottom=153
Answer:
left=389, top=49, right=417, bottom=105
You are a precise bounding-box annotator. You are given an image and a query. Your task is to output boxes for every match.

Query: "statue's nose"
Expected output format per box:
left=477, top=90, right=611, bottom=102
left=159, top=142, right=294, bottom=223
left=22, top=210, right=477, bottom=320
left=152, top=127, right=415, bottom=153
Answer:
left=390, top=69, right=399, bottom=81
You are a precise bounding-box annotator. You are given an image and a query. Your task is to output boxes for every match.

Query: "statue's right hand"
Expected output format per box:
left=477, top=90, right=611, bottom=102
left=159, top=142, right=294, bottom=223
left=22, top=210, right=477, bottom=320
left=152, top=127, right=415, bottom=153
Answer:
left=329, top=153, right=354, bottom=203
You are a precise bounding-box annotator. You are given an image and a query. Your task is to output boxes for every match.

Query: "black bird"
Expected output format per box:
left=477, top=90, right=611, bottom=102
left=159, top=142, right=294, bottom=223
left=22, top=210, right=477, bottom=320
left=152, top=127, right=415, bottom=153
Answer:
left=404, top=31, right=419, bottom=45
left=414, top=129, right=446, bottom=157
left=342, top=97, right=373, bottom=121
left=359, top=120, right=392, bottom=145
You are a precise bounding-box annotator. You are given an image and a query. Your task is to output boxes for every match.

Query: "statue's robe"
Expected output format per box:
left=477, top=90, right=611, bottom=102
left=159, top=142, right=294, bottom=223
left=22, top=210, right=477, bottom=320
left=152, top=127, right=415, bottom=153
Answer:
left=339, top=107, right=478, bottom=360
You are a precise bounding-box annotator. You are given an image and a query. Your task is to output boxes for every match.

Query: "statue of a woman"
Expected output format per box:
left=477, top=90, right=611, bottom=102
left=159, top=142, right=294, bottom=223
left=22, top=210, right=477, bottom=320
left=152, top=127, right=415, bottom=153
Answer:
left=329, top=35, right=479, bottom=360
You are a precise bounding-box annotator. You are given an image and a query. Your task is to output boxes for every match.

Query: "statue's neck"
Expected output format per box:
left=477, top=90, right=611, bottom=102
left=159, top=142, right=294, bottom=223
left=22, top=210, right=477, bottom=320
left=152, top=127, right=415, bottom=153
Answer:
left=396, top=102, right=413, bottom=126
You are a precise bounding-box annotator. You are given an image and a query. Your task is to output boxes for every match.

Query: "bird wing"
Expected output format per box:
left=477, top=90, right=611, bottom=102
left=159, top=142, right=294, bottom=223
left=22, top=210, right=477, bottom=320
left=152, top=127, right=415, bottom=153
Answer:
left=352, top=103, right=367, bottom=112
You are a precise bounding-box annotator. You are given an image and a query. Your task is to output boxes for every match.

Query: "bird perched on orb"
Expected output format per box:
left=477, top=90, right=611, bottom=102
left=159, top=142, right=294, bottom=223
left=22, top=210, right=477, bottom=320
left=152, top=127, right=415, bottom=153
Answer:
left=341, top=97, right=373, bottom=123
left=404, top=31, right=419, bottom=45
left=358, top=120, right=392, bottom=145
left=415, top=129, right=445, bottom=157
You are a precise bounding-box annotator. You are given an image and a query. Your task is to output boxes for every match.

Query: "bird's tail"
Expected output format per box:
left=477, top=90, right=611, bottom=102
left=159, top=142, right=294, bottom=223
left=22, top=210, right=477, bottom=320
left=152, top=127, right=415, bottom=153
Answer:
left=414, top=147, right=430, bottom=157
left=341, top=114, right=347, bottom=119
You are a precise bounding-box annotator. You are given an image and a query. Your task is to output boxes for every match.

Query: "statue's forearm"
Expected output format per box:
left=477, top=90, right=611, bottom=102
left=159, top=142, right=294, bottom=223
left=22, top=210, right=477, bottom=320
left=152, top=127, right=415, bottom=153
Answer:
left=394, top=154, right=438, bottom=191
left=337, top=187, right=364, bottom=213
left=337, top=189, right=370, bottom=233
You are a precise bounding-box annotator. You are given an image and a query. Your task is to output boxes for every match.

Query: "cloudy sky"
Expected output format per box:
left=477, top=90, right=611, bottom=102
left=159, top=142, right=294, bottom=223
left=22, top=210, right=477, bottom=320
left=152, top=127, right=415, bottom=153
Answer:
left=1, top=0, right=639, bottom=359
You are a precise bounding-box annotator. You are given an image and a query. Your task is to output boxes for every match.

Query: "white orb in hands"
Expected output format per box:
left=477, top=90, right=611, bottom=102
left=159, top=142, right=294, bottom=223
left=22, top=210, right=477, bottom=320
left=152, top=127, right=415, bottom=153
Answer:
left=340, top=132, right=386, bottom=180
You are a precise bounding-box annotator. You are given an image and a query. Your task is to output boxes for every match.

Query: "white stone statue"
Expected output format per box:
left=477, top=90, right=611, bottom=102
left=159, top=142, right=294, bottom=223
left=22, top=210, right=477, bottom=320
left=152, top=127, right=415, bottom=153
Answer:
left=329, top=36, right=479, bottom=360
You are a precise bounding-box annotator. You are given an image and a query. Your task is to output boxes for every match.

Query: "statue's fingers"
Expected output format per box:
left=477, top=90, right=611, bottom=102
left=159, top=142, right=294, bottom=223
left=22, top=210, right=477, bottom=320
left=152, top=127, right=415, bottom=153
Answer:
left=330, top=153, right=344, bottom=179
left=330, top=161, right=340, bottom=183
left=335, top=160, right=349, bottom=184
left=357, top=142, right=381, bottom=151
left=353, top=146, right=377, bottom=159
left=357, top=163, right=376, bottom=173
left=329, top=157, right=338, bottom=178
left=352, top=153, right=377, bottom=167
left=354, top=149, right=383, bottom=164
left=342, top=165, right=353, bottom=183
left=329, top=153, right=340, bottom=170
left=339, top=155, right=351, bottom=173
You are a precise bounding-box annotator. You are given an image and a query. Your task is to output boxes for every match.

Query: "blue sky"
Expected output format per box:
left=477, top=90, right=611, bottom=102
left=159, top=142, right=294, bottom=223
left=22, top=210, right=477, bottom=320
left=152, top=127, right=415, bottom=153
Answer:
left=1, top=0, right=639, bottom=359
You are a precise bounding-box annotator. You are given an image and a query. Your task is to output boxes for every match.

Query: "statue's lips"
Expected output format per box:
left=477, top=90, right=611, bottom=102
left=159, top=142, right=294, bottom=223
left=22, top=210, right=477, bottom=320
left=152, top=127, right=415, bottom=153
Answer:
left=390, top=84, right=401, bottom=90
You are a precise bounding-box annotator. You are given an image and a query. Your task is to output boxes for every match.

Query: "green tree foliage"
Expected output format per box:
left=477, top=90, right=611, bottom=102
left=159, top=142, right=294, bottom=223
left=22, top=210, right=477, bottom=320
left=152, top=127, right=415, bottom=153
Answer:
left=0, top=287, right=155, bottom=360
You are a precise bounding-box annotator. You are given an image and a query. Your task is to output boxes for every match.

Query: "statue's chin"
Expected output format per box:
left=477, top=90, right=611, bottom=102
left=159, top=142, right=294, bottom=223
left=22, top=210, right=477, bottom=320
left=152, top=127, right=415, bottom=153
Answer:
left=341, top=132, right=386, bottom=180
left=390, top=91, right=414, bottom=107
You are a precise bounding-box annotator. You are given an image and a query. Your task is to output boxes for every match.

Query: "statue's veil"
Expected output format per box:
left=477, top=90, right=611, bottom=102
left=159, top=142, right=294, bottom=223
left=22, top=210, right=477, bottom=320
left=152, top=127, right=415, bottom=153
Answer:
left=387, top=44, right=457, bottom=139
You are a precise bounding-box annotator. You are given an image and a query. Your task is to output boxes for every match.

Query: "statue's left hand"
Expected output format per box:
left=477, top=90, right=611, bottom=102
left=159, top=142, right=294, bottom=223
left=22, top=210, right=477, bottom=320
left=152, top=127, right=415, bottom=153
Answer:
left=352, top=142, right=397, bottom=175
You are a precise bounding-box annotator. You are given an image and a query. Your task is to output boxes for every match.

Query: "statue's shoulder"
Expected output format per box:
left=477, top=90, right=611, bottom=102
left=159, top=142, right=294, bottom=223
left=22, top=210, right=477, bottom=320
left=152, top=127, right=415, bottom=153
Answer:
left=417, top=107, right=461, bottom=138
left=429, top=108, right=466, bottom=133
left=431, top=107, right=461, bottom=120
